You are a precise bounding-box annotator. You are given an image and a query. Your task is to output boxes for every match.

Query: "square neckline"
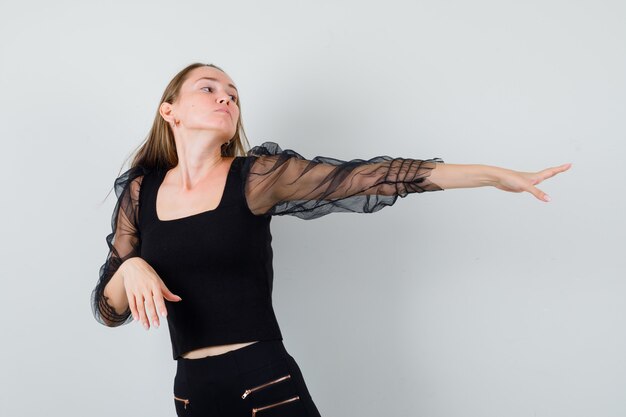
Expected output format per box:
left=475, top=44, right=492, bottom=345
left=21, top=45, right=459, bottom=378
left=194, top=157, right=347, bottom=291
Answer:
left=154, top=157, right=239, bottom=223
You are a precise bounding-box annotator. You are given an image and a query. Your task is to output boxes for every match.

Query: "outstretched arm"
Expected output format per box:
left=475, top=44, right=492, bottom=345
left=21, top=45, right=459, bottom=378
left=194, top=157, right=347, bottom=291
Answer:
left=428, top=162, right=572, bottom=202
left=243, top=142, right=445, bottom=219
left=243, top=142, right=572, bottom=220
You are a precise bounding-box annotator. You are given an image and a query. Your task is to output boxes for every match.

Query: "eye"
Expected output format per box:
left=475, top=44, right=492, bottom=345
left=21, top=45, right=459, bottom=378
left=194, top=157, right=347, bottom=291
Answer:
left=201, top=86, right=238, bottom=103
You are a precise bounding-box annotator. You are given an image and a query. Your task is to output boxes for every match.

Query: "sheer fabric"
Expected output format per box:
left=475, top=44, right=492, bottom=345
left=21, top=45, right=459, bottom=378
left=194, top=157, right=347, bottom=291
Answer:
left=92, top=142, right=444, bottom=327
left=243, top=142, right=445, bottom=219
left=91, top=165, right=150, bottom=327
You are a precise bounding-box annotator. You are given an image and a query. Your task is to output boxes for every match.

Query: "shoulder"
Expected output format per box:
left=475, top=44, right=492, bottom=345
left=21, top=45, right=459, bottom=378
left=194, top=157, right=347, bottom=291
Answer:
left=113, top=165, right=154, bottom=199
left=116, top=165, right=152, bottom=183
left=247, top=141, right=285, bottom=156
left=244, top=142, right=306, bottom=167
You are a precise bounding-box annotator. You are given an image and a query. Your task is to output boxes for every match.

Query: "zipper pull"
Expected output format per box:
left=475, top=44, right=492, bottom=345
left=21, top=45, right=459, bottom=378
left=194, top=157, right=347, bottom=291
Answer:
left=174, top=396, right=190, bottom=409
left=241, top=374, right=292, bottom=399
left=252, top=396, right=300, bottom=416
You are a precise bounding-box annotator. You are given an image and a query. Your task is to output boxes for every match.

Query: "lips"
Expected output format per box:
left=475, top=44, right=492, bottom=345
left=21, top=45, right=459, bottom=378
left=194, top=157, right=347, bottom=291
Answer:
left=215, top=108, right=230, bottom=116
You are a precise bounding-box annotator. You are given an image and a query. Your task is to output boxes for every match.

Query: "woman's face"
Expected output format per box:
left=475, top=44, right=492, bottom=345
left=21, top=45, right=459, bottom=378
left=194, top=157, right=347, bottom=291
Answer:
left=164, top=66, right=240, bottom=142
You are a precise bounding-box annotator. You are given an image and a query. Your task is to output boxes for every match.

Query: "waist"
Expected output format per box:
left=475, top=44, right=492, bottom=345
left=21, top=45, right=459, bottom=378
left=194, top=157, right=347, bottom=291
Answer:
left=181, top=341, right=259, bottom=359
left=176, top=339, right=290, bottom=383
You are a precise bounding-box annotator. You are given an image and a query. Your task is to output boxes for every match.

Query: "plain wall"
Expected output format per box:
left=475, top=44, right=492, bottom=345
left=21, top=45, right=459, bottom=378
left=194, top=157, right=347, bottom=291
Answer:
left=1, top=0, right=624, bottom=416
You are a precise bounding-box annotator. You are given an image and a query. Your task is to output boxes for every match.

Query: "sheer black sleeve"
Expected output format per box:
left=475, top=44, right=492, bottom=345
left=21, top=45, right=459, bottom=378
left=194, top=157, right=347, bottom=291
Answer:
left=91, top=166, right=148, bottom=327
left=242, top=142, right=445, bottom=220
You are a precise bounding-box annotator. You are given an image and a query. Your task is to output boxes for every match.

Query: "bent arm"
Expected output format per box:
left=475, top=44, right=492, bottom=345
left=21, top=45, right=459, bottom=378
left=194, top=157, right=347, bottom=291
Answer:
left=92, top=167, right=146, bottom=327
left=98, top=263, right=131, bottom=327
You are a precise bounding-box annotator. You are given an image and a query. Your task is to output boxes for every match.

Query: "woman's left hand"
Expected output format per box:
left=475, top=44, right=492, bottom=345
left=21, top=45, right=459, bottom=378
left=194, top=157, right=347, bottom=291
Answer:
left=493, top=163, right=572, bottom=202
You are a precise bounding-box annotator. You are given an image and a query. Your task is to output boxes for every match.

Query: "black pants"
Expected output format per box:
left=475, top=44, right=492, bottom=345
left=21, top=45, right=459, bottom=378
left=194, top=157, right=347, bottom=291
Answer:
left=174, top=339, right=322, bottom=416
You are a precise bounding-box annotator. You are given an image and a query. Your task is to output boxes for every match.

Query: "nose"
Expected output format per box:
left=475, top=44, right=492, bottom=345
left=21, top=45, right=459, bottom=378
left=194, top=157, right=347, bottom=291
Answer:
left=217, top=96, right=230, bottom=105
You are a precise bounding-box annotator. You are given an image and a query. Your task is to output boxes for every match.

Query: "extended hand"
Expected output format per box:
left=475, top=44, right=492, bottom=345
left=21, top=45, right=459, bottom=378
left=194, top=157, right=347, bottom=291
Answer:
left=493, top=163, right=572, bottom=202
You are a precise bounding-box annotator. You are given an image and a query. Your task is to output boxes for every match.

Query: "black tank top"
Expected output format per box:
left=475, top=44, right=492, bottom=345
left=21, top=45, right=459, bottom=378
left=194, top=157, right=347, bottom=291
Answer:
left=91, top=142, right=445, bottom=361
left=139, top=156, right=283, bottom=360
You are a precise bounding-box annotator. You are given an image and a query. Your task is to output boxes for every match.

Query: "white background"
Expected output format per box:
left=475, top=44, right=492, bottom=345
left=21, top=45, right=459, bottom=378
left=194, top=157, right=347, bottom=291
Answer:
left=1, top=0, right=624, bottom=416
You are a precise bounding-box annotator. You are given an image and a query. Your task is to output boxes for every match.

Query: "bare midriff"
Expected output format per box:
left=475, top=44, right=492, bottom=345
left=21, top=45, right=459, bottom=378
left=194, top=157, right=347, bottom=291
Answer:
left=181, top=341, right=259, bottom=359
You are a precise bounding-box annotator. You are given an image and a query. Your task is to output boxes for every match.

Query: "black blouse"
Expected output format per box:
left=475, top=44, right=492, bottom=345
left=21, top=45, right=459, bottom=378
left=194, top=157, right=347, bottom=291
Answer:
left=90, top=142, right=445, bottom=336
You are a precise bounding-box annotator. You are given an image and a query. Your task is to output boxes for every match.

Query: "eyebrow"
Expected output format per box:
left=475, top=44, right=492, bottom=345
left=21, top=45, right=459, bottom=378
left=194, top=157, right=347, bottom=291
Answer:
left=194, top=77, right=238, bottom=93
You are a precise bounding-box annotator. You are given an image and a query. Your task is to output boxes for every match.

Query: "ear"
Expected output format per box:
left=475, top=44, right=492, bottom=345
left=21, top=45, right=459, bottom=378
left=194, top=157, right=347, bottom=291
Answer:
left=159, top=102, right=175, bottom=124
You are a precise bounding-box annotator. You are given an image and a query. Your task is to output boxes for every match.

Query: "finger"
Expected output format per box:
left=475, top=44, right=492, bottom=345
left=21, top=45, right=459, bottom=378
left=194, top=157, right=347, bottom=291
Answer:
left=136, top=294, right=149, bottom=330
left=144, top=290, right=160, bottom=329
left=154, top=290, right=168, bottom=319
left=539, top=163, right=572, bottom=181
left=528, top=185, right=550, bottom=202
left=161, top=281, right=182, bottom=302
left=127, top=288, right=139, bottom=322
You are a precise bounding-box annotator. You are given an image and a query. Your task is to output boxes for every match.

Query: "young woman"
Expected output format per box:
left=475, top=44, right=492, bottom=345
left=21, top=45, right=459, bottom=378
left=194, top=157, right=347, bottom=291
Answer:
left=91, top=62, right=571, bottom=416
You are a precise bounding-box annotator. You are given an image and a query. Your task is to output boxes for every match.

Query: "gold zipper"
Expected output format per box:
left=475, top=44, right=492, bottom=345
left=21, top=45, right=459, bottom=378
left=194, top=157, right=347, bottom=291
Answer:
left=241, top=374, right=292, bottom=399
left=251, top=396, right=300, bottom=416
left=174, top=395, right=190, bottom=409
